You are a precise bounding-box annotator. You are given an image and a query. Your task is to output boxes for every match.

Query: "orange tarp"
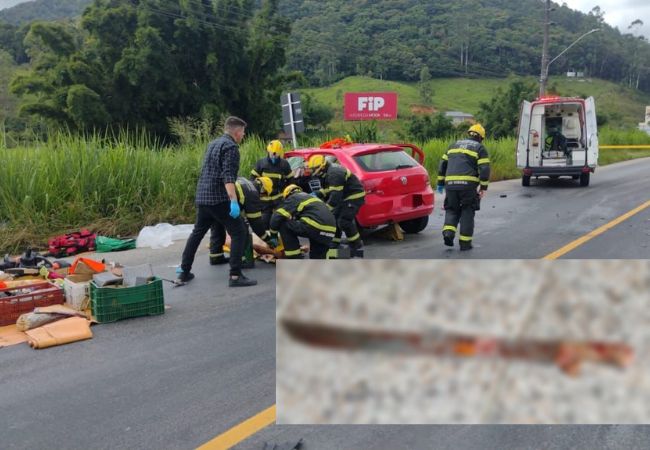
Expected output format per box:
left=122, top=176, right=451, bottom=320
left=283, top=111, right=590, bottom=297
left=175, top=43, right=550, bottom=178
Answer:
left=25, top=317, right=92, bottom=349
left=0, top=325, right=28, bottom=348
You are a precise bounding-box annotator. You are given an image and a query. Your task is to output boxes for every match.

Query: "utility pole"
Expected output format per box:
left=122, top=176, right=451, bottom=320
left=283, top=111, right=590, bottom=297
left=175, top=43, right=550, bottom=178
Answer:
left=539, top=0, right=551, bottom=97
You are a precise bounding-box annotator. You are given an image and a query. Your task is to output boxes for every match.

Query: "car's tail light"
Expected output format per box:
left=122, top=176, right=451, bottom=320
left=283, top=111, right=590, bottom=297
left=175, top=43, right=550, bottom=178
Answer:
left=364, top=179, right=383, bottom=195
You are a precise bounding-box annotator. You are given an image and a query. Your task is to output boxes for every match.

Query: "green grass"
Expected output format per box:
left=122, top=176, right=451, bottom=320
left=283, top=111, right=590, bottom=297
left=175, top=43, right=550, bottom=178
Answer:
left=0, top=132, right=269, bottom=253
left=303, top=75, right=650, bottom=135
left=1, top=127, right=649, bottom=253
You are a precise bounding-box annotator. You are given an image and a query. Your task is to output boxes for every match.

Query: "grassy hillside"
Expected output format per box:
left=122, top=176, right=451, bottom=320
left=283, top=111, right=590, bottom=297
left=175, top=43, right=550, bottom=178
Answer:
left=303, top=75, right=650, bottom=130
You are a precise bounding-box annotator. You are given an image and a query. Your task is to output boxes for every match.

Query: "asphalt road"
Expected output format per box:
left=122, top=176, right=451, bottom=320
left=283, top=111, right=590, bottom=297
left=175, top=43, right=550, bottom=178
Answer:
left=1, top=158, right=649, bottom=450
left=367, top=157, right=650, bottom=259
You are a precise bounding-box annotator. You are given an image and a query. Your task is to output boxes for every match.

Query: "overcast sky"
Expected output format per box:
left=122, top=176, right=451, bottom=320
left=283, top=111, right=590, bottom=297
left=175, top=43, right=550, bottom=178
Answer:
left=561, top=0, right=649, bottom=38
left=0, top=0, right=648, bottom=39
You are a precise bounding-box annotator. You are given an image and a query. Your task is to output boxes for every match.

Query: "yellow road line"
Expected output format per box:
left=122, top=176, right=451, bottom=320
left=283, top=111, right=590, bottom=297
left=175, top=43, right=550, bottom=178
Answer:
left=600, top=145, right=650, bottom=149
left=201, top=198, right=650, bottom=446
left=197, top=405, right=276, bottom=450
left=543, top=199, right=650, bottom=260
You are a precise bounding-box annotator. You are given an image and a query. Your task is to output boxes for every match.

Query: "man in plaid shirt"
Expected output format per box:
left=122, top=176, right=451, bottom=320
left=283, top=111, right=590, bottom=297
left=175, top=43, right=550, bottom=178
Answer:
left=178, top=116, right=257, bottom=287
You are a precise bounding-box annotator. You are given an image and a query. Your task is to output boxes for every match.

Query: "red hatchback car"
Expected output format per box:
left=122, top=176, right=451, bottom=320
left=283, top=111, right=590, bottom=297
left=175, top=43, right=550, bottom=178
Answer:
left=285, top=142, right=434, bottom=234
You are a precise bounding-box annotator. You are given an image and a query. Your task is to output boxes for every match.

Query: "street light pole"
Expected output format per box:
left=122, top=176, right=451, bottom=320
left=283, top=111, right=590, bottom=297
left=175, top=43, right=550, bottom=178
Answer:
left=539, top=0, right=551, bottom=97
left=540, top=22, right=601, bottom=97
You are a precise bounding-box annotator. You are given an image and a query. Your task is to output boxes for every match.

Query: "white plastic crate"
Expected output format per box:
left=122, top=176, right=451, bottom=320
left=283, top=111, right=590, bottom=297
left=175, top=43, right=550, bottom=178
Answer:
left=63, top=278, right=90, bottom=311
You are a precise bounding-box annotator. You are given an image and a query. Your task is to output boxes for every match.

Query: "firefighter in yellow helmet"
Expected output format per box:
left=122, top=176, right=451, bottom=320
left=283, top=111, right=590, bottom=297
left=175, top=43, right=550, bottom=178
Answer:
left=436, top=123, right=490, bottom=251
left=267, top=184, right=336, bottom=259
left=307, top=154, right=366, bottom=257
left=209, top=176, right=276, bottom=267
left=251, top=139, right=293, bottom=212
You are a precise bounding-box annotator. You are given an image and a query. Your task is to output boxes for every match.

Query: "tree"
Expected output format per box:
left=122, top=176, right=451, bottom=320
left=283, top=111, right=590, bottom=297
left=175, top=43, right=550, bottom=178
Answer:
left=10, top=0, right=291, bottom=137
left=477, top=79, right=537, bottom=139
left=301, top=93, right=333, bottom=130
left=407, top=112, right=454, bottom=142
left=418, top=66, right=433, bottom=105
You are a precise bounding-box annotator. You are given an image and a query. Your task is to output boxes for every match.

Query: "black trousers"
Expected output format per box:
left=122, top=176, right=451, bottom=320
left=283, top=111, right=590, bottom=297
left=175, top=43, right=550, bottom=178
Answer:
left=443, top=189, right=480, bottom=242
left=181, top=202, right=247, bottom=276
left=210, top=216, right=267, bottom=256
left=334, top=199, right=363, bottom=245
left=279, top=220, right=333, bottom=259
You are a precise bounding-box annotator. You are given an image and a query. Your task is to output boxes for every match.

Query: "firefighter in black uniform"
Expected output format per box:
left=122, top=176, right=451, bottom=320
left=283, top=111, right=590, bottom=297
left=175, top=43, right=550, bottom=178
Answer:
left=437, top=123, right=490, bottom=251
left=306, top=154, right=366, bottom=257
left=251, top=140, right=293, bottom=226
left=268, top=184, right=336, bottom=259
left=209, top=176, right=276, bottom=265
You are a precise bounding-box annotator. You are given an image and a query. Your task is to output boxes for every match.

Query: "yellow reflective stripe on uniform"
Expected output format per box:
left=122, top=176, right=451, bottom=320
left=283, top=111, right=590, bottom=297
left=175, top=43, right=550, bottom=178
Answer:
left=276, top=208, right=291, bottom=218
left=329, top=185, right=344, bottom=191
left=261, top=172, right=282, bottom=179
left=344, top=191, right=365, bottom=201
left=443, top=225, right=457, bottom=232
left=284, top=248, right=302, bottom=256
left=345, top=170, right=351, bottom=180
left=480, top=181, right=489, bottom=186
left=235, top=182, right=245, bottom=205
left=251, top=169, right=260, bottom=177
left=442, top=154, right=448, bottom=161
left=448, top=148, right=479, bottom=158
left=319, top=187, right=330, bottom=195
left=437, top=176, right=446, bottom=181
left=446, top=175, right=480, bottom=182
left=297, top=197, right=320, bottom=212
left=261, top=193, right=283, bottom=201
left=300, top=217, right=337, bottom=233
left=246, top=211, right=262, bottom=219
left=347, top=232, right=360, bottom=242
left=459, top=235, right=473, bottom=241
left=478, top=158, right=490, bottom=165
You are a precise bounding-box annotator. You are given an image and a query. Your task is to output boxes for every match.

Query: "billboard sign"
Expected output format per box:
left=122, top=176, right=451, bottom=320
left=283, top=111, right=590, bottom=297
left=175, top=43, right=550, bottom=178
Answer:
left=344, top=92, right=398, bottom=121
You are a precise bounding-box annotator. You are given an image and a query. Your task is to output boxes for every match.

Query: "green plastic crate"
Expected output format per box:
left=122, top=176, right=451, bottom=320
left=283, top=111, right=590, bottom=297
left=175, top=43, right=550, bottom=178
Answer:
left=90, top=277, right=164, bottom=323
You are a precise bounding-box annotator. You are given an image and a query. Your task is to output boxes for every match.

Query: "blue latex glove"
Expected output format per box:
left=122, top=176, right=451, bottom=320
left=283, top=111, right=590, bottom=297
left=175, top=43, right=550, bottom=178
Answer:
left=268, top=237, right=279, bottom=248
left=309, top=192, right=318, bottom=197
left=436, top=185, right=444, bottom=194
left=229, top=199, right=240, bottom=218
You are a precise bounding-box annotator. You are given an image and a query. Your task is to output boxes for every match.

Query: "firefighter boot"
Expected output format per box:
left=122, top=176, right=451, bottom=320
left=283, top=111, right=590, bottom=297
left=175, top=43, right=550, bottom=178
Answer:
left=349, top=240, right=364, bottom=258
left=443, top=230, right=454, bottom=247
left=459, top=240, right=473, bottom=251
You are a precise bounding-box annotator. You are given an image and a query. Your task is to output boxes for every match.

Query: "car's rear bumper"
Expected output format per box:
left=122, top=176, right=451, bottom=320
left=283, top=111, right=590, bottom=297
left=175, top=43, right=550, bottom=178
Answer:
left=522, top=166, right=596, bottom=176
left=357, top=189, right=434, bottom=228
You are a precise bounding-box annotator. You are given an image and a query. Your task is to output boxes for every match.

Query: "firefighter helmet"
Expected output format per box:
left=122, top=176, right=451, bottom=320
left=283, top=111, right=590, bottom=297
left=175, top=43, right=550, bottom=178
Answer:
left=267, top=140, right=284, bottom=157
left=468, top=123, right=486, bottom=140
left=283, top=184, right=302, bottom=199
left=307, top=154, right=327, bottom=175
left=255, top=176, right=273, bottom=196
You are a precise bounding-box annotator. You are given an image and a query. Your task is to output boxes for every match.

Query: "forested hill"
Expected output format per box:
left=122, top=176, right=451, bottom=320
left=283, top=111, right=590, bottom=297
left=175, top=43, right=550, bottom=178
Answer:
left=278, top=0, right=650, bottom=92
left=0, top=0, right=91, bottom=25
left=1, top=0, right=649, bottom=95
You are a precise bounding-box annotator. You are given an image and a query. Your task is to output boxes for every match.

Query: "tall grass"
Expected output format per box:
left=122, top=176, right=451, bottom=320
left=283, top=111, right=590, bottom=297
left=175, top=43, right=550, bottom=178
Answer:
left=0, top=131, right=267, bottom=252
left=1, top=127, right=649, bottom=252
left=420, top=137, right=519, bottom=182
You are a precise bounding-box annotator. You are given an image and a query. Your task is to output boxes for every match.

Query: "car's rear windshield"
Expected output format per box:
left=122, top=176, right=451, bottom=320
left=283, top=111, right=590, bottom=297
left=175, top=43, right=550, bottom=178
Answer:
left=354, top=150, right=418, bottom=172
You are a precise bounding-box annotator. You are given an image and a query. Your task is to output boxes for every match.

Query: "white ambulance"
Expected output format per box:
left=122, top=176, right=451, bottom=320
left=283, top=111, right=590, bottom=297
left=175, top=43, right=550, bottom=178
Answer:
left=516, top=96, right=598, bottom=187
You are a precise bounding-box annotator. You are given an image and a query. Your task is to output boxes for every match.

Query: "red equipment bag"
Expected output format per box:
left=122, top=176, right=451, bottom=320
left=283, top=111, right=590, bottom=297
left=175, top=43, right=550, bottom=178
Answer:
left=48, top=229, right=96, bottom=258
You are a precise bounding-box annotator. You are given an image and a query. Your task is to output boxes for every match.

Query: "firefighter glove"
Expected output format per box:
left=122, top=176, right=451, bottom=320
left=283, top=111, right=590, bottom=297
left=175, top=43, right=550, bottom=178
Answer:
left=436, top=185, right=444, bottom=194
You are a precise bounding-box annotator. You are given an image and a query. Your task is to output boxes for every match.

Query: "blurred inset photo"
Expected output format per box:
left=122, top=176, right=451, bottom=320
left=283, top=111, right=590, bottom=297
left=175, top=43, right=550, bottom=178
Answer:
left=277, top=260, right=650, bottom=424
